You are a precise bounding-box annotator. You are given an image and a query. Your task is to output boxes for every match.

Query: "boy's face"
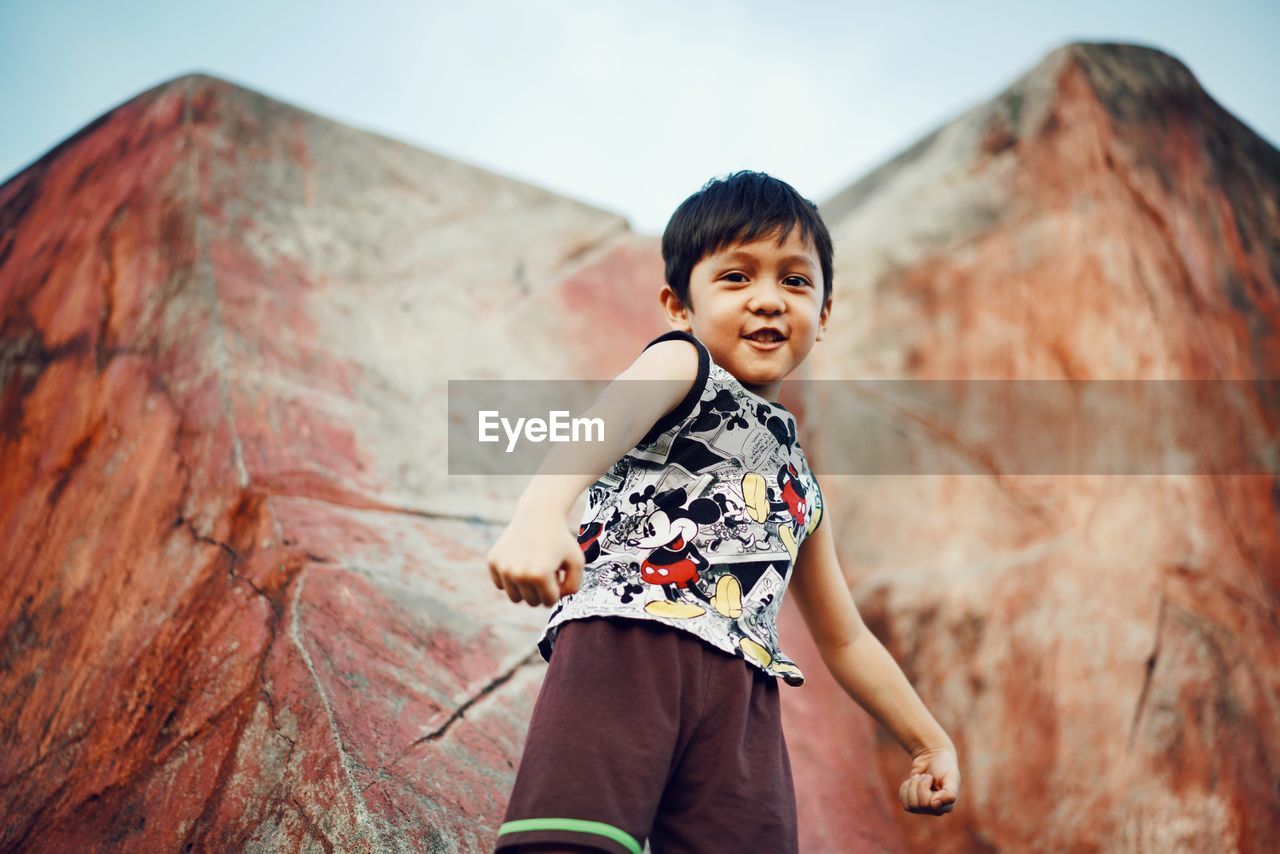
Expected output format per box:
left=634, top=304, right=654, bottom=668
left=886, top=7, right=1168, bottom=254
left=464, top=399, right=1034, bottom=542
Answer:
left=660, top=225, right=831, bottom=403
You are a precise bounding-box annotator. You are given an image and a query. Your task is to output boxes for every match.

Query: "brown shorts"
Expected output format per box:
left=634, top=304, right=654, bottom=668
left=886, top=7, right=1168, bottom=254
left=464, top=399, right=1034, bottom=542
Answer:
left=495, top=615, right=798, bottom=854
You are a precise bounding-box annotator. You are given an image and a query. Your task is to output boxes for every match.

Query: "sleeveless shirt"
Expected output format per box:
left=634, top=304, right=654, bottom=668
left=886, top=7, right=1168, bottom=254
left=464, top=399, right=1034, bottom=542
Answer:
left=536, top=329, right=825, bottom=687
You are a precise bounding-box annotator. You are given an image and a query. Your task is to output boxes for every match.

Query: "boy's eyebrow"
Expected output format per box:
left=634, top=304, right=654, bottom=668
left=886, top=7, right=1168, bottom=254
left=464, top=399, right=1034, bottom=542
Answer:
left=720, top=250, right=817, bottom=271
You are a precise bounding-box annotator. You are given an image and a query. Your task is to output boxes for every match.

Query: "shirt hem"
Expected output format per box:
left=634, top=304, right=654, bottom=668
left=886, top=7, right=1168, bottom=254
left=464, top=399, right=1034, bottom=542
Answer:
left=539, top=607, right=806, bottom=688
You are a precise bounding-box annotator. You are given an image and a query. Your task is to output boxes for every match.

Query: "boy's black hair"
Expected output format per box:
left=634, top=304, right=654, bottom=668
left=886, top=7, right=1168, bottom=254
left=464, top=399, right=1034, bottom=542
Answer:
left=661, top=170, right=834, bottom=310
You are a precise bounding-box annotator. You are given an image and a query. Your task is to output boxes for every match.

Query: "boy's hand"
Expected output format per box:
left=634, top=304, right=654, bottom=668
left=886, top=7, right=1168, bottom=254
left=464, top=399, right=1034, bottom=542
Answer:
left=899, top=746, right=960, bottom=816
left=487, top=507, right=585, bottom=608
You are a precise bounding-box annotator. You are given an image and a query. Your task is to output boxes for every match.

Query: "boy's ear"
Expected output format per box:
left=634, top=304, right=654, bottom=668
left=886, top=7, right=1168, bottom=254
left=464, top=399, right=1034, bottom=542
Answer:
left=659, top=285, right=693, bottom=331
left=816, top=295, right=832, bottom=341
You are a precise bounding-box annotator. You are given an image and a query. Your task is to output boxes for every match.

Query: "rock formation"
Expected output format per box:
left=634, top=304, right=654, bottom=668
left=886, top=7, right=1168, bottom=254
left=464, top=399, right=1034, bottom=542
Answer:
left=799, top=41, right=1280, bottom=852
left=0, top=70, right=660, bottom=851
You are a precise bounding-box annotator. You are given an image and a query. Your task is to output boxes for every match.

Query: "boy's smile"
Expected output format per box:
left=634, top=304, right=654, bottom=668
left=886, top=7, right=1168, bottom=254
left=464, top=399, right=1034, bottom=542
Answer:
left=661, top=225, right=831, bottom=403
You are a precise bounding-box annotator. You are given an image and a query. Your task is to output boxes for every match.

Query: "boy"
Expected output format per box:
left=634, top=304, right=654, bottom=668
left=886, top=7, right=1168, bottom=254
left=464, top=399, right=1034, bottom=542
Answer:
left=488, top=171, right=960, bottom=853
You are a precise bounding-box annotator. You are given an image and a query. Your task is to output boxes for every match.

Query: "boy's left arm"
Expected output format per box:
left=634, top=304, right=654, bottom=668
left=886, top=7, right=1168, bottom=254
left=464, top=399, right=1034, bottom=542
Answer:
left=789, top=493, right=961, bottom=816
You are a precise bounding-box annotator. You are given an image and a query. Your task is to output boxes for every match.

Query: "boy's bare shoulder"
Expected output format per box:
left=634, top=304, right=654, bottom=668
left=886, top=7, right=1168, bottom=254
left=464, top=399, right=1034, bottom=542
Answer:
left=604, top=337, right=701, bottom=429
left=621, top=336, right=700, bottom=383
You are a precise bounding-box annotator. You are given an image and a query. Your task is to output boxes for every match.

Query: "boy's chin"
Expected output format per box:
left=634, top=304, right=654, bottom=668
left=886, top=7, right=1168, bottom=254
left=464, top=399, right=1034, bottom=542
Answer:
left=737, top=368, right=789, bottom=387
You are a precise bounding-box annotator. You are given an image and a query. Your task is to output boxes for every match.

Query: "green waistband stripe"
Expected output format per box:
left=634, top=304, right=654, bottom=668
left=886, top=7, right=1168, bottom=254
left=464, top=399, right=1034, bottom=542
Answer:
left=498, top=817, right=643, bottom=854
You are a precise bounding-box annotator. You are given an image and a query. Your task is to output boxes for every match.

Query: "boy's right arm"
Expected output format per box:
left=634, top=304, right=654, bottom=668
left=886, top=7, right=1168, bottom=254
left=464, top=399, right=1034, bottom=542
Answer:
left=486, top=337, right=701, bottom=608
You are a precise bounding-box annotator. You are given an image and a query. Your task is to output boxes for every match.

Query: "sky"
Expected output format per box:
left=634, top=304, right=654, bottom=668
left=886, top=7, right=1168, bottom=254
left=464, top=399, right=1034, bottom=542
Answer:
left=2, top=0, right=1276, bottom=235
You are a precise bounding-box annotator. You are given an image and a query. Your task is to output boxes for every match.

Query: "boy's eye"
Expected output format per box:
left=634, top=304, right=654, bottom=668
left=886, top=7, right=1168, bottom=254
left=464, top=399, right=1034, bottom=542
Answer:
left=722, top=273, right=811, bottom=286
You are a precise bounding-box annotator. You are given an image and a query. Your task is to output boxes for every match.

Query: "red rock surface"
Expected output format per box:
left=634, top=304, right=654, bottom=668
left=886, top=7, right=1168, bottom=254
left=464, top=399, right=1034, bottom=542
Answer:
left=2, top=40, right=1277, bottom=853
left=798, top=42, right=1280, bottom=852
left=0, top=72, right=653, bottom=851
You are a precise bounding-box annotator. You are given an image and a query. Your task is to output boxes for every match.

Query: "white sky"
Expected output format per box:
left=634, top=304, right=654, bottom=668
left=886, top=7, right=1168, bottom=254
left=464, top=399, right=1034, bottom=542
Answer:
left=2, top=0, right=1276, bottom=234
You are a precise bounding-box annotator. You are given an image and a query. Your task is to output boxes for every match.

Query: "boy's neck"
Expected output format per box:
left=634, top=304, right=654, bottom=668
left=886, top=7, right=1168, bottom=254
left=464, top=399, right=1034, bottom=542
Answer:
left=737, top=375, right=783, bottom=404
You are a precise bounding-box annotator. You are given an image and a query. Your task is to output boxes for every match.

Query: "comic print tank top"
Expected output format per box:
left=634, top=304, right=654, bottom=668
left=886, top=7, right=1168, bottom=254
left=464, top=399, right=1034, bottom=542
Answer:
left=536, top=329, right=825, bottom=687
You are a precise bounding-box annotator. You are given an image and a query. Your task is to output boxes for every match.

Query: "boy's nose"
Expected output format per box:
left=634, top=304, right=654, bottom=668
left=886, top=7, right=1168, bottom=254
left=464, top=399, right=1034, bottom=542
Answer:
left=746, top=285, right=786, bottom=313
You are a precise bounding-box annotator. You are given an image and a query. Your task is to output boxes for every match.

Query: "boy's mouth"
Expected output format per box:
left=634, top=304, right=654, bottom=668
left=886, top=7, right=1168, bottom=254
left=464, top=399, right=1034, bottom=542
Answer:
left=743, top=328, right=787, bottom=344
